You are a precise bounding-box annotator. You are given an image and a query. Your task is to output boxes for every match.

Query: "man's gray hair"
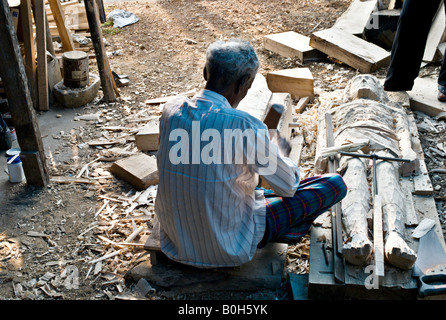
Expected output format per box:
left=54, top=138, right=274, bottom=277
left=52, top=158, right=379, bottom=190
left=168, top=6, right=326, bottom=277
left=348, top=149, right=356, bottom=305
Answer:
left=205, top=39, right=259, bottom=83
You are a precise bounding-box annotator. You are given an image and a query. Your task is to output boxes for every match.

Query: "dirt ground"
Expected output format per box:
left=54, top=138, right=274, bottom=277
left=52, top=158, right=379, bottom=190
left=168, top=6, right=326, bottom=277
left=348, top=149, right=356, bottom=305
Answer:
left=1, top=0, right=446, bottom=301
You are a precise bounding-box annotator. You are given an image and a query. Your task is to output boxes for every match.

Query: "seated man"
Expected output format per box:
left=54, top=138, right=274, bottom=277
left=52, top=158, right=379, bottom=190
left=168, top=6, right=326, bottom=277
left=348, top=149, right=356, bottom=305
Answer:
left=155, top=39, right=347, bottom=268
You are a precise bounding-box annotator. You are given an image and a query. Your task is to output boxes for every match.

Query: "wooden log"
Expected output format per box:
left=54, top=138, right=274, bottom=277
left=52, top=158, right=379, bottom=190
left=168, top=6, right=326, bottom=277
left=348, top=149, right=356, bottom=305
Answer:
left=34, top=0, right=48, bottom=110
left=83, top=0, right=116, bottom=102
left=266, top=67, right=314, bottom=99
left=310, top=27, right=390, bottom=73
left=47, top=0, right=74, bottom=52
left=333, top=0, right=378, bottom=36
left=263, top=31, right=324, bottom=62
left=0, top=0, right=48, bottom=186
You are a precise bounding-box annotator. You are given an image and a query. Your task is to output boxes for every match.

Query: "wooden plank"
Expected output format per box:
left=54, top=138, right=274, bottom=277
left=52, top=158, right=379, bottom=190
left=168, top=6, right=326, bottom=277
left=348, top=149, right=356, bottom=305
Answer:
left=333, top=0, right=378, bottom=36
left=310, top=27, right=391, bottom=73
left=47, top=0, right=74, bottom=51
left=21, top=0, right=37, bottom=108
left=84, top=0, right=116, bottom=102
left=423, top=1, right=446, bottom=64
left=266, top=67, right=314, bottom=99
left=135, top=121, right=159, bottom=151
left=109, top=153, right=159, bottom=190
left=263, top=31, right=324, bottom=62
left=295, top=96, right=311, bottom=114
left=408, top=76, right=446, bottom=117
left=129, top=242, right=288, bottom=293
left=0, top=0, right=48, bottom=186
left=373, top=193, right=385, bottom=279
left=34, top=0, right=49, bottom=110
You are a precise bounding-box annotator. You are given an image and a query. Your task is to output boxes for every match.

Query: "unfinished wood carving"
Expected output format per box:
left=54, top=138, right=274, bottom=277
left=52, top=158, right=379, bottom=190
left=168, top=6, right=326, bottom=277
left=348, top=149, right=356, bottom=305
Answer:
left=326, top=75, right=418, bottom=270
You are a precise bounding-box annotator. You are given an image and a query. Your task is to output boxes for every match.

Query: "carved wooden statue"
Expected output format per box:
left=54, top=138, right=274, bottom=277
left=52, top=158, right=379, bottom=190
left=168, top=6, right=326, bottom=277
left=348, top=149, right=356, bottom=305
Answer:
left=322, top=74, right=418, bottom=270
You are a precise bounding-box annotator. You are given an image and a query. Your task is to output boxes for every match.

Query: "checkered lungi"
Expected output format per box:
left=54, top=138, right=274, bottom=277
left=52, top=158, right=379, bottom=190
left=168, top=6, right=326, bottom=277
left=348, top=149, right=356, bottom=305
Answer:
left=258, top=173, right=347, bottom=248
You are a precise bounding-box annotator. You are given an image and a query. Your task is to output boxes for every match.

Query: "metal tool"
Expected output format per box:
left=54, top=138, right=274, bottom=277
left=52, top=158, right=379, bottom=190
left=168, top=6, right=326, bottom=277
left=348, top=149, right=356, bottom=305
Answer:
left=413, top=226, right=446, bottom=298
left=339, top=152, right=420, bottom=177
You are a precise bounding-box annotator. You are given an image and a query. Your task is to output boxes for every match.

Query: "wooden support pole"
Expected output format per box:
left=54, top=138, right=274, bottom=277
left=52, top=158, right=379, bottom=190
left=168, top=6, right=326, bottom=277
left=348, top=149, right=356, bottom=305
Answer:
left=21, top=0, right=37, bottom=108
left=84, top=0, right=117, bottom=102
left=0, top=0, right=49, bottom=187
left=34, top=0, right=49, bottom=111
left=47, top=0, right=74, bottom=52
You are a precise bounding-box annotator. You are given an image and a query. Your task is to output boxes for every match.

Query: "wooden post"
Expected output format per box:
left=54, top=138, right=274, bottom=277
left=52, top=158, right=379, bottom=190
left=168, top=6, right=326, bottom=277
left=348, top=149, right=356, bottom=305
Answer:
left=0, top=0, right=49, bottom=187
left=20, top=0, right=37, bottom=108
left=84, top=0, right=116, bottom=102
left=34, top=0, right=49, bottom=111
left=47, top=0, right=74, bottom=52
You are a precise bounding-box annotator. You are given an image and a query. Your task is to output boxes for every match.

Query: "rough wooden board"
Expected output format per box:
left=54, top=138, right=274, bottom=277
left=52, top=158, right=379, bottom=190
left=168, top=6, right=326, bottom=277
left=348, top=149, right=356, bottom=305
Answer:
left=263, top=31, right=324, bottom=62
left=408, top=77, right=446, bottom=117
left=110, top=153, right=158, bottom=190
left=423, top=1, right=446, bottom=64
left=333, top=0, right=378, bottom=36
left=125, top=242, right=288, bottom=294
left=310, top=27, right=391, bottom=73
left=266, top=67, right=314, bottom=99
left=271, top=92, right=293, bottom=139
left=135, top=121, right=159, bottom=151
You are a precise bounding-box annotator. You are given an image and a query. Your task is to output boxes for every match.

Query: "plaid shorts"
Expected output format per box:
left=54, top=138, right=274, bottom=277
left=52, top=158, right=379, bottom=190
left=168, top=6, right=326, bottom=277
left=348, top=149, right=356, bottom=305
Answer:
left=258, top=173, right=347, bottom=248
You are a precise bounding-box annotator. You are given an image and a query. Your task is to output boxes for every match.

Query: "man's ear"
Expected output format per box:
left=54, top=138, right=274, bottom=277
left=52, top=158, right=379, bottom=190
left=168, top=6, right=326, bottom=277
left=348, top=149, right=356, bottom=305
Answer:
left=203, top=66, right=208, bottom=81
left=236, top=74, right=252, bottom=94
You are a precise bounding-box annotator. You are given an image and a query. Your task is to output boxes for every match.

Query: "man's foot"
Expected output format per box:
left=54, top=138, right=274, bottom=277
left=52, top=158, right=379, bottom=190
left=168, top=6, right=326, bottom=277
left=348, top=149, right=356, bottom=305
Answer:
left=384, top=232, right=417, bottom=270
left=438, top=85, right=446, bottom=102
left=342, top=233, right=373, bottom=266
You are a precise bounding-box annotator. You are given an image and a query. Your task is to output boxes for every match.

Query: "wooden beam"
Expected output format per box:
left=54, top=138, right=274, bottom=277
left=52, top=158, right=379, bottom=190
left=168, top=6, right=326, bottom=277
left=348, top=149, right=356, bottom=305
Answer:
left=34, top=0, right=48, bottom=111
left=20, top=0, right=37, bottom=108
left=0, top=0, right=48, bottom=186
left=263, top=31, right=324, bottom=62
left=84, top=0, right=116, bottom=102
left=47, top=0, right=74, bottom=52
left=310, top=27, right=390, bottom=73
left=423, top=1, right=446, bottom=64
left=333, top=0, right=378, bottom=36
left=266, top=67, right=314, bottom=99
left=110, top=153, right=159, bottom=190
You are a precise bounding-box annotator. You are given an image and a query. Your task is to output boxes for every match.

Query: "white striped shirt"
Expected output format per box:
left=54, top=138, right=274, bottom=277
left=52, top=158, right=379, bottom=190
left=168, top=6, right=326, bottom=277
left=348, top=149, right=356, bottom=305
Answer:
left=155, top=89, right=300, bottom=268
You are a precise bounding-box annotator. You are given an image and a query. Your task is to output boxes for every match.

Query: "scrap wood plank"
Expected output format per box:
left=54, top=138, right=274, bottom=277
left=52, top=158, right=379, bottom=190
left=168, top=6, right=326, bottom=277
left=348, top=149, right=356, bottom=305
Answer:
left=310, top=27, right=391, bottom=73
left=110, top=153, right=159, bottom=190
left=135, top=121, right=159, bottom=151
left=423, top=1, right=446, bottom=64
left=408, top=76, right=446, bottom=117
left=263, top=31, right=324, bottom=62
left=333, top=0, right=378, bottom=36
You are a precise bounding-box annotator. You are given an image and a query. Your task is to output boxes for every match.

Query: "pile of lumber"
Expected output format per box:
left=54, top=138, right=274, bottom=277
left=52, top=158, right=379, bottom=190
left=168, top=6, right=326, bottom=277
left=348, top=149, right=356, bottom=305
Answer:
left=263, top=0, right=446, bottom=73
